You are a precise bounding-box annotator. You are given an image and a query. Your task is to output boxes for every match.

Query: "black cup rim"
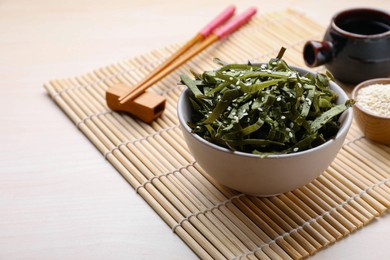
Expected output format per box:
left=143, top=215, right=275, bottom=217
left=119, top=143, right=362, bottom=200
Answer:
left=331, top=7, right=390, bottom=39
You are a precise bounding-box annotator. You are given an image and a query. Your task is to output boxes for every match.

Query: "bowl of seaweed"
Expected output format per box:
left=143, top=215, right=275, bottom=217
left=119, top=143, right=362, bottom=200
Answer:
left=177, top=48, right=354, bottom=196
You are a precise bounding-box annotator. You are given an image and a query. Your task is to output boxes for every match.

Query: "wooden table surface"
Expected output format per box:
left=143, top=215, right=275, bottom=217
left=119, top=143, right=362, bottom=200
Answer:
left=1, top=0, right=389, bottom=259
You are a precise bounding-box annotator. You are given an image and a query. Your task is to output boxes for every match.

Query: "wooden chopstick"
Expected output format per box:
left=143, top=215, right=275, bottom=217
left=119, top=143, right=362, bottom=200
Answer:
left=119, top=7, right=257, bottom=105
left=118, top=5, right=236, bottom=103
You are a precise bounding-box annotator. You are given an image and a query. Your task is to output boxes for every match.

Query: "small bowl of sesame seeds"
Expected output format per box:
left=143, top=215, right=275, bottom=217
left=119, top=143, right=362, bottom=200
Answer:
left=352, top=78, right=390, bottom=144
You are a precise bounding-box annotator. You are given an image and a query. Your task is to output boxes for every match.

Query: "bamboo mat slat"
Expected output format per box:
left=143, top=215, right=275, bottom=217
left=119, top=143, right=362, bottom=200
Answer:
left=45, top=9, right=390, bottom=259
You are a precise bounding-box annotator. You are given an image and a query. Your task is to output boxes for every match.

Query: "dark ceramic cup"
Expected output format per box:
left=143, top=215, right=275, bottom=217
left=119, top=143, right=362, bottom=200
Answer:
left=303, top=8, right=390, bottom=84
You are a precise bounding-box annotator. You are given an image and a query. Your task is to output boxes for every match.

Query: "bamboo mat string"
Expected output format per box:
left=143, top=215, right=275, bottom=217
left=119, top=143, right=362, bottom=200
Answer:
left=103, top=124, right=181, bottom=159
left=76, top=111, right=113, bottom=128
left=172, top=194, right=246, bottom=232
left=45, top=10, right=390, bottom=260
left=136, top=161, right=197, bottom=194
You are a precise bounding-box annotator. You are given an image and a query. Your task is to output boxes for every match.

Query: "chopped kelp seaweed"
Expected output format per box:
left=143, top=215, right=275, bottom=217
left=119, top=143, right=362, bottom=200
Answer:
left=180, top=48, right=354, bottom=156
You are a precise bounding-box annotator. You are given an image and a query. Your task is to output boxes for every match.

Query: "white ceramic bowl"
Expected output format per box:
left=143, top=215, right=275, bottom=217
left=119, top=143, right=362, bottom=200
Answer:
left=177, top=66, right=353, bottom=196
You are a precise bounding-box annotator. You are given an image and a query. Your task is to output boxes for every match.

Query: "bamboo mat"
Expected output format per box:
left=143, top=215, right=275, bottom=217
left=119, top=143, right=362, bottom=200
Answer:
left=45, top=9, right=390, bottom=259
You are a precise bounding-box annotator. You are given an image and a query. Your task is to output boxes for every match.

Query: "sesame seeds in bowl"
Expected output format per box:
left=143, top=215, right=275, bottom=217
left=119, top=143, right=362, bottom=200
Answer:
left=352, top=78, right=390, bottom=144
left=355, top=83, right=390, bottom=118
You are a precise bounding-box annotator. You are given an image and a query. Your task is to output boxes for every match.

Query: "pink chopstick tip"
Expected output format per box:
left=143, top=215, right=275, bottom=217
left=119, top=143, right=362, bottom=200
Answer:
left=199, top=5, right=236, bottom=38
left=249, top=7, right=257, bottom=12
left=239, top=7, right=257, bottom=22
left=214, top=7, right=257, bottom=39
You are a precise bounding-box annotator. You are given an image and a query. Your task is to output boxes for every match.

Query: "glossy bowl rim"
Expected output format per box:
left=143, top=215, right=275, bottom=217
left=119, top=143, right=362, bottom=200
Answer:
left=351, top=77, right=390, bottom=120
left=331, top=7, right=390, bottom=39
left=178, top=65, right=353, bottom=160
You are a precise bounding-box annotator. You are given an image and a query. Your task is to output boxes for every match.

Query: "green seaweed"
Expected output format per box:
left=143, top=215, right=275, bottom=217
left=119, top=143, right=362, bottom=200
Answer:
left=180, top=48, right=354, bottom=155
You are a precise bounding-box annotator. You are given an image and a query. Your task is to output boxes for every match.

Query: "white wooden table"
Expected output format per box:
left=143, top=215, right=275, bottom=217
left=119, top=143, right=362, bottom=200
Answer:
left=1, top=1, right=389, bottom=259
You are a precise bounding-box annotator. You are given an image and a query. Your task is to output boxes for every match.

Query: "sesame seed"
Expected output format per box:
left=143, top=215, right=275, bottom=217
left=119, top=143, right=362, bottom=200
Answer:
left=286, top=128, right=291, bottom=131
left=281, top=116, right=286, bottom=119
left=293, top=147, right=299, bottom=152
left=357, top=83, right=390, bottom=117
left=289, top=132, right=293, bottom=138
left=229, top=77, right=233, bottom=80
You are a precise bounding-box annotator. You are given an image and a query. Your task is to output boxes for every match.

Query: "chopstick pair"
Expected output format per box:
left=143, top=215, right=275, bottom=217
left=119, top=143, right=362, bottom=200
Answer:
left=119, top=6, right=257, bottom=104
left=106, top=6, right=257, bottom=123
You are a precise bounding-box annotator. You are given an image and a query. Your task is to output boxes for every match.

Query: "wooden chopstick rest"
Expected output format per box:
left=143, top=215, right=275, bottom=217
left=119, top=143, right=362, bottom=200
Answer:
left=106, top=83, right=166, bottom=123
